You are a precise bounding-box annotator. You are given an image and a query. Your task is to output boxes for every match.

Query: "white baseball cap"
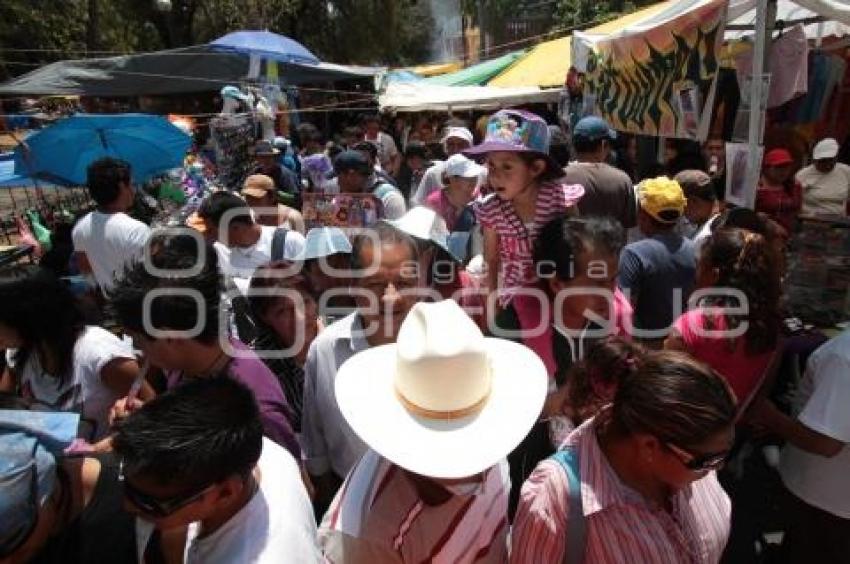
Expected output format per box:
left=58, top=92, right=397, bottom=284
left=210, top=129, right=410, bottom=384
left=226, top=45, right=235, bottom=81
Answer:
left=444, top=154, right=484, bottom=179
left=813, top=138, right=840, bottom=160
left=441, top=126, right=473, bottom=146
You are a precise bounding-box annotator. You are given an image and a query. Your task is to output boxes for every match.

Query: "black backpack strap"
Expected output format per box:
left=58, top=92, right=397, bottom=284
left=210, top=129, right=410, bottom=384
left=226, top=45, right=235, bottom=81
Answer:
left=271, top=227, right=289, bottom=262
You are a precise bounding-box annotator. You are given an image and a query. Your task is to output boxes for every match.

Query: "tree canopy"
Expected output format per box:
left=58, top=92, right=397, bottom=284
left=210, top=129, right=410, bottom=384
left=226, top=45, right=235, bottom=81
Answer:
left=0, top=0, right=434, bottom=81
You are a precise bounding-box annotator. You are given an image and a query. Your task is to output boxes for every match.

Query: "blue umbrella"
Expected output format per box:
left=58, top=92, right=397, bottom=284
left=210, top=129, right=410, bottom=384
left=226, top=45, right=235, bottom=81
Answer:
left=209, top=30, right=320, bottom=65
left=13, top=113, right=191, bottom=186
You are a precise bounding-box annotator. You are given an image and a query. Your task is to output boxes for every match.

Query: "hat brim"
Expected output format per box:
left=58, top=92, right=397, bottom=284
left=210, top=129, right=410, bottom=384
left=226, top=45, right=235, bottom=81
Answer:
left=241, top=187, right=273, bottom=199
left=813, top=151, right=838, bottom=160
left=335, top=338, right=548, bottom=479
left=256, top=149, right=281, bottom=156
left=463, top=142, right=563, bottom=179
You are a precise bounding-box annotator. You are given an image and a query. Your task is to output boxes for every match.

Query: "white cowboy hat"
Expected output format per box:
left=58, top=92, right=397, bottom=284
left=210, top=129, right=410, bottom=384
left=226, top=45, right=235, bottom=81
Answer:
left=335, top=300, right=547, bottom=478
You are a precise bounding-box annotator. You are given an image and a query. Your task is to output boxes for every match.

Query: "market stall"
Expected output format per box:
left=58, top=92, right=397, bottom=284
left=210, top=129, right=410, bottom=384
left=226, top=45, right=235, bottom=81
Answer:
left=570, top=0, right=850, bottom=207
left=378, top=83, right=560, bottom=113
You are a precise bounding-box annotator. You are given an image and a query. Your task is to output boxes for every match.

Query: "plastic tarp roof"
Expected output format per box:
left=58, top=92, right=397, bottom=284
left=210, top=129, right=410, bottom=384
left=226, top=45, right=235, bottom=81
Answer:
left=488, top=1, right=678, bottom=88
left=404, top=61, right=463, bottom=77
left=0, top=152, right=60, bottom=188
left=378, top=83, right=560, bottom=112
left=423, top=51, right=526, bottom=86
left=0, top=46, right=383, bottom=97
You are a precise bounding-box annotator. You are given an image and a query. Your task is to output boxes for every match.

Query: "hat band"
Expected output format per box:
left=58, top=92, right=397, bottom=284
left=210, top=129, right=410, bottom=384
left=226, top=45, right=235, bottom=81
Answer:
left=394, top=385, right=491, bottom=420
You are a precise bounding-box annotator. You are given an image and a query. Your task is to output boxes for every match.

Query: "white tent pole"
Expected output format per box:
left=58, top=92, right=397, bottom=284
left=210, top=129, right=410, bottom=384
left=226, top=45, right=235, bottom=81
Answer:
left=745, top=0, right=769, bottom=209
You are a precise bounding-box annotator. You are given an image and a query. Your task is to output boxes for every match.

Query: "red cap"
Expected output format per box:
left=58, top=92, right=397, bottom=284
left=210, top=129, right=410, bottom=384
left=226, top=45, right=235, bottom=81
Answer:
left=764, top=148, right=794, bottom=167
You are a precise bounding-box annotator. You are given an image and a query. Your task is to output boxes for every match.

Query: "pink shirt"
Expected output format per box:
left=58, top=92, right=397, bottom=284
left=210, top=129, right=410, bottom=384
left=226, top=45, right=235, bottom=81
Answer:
left=511, top=416, right=731, bottom=563
left=474, top=182, right=584, bottom=307
left=673, top=308, right=775, bottom=407
left=425, top=189, right=463, bottom=231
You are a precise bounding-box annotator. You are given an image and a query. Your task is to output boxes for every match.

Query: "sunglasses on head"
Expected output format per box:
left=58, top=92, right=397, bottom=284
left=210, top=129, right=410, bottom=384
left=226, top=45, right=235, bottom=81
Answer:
left=118, top=460, right=214, bottom=518
left=665, top=442, right=730, bottom=472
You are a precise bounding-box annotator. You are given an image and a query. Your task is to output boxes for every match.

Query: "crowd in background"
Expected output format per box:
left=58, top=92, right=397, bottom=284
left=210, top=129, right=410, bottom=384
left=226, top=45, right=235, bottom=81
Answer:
left=1, top=105, right=849, bottom=564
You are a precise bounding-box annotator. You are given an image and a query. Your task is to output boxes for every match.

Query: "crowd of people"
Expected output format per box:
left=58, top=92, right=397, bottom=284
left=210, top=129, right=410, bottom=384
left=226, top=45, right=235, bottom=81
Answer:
left=1, top=106, right=849, bottom=564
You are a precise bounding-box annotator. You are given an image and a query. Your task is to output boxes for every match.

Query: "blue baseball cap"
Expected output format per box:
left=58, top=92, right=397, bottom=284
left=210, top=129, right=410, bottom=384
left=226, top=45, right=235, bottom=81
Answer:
left=0, top=410, right=78, bottom=556
left=573, top=116, right=617, bottom=142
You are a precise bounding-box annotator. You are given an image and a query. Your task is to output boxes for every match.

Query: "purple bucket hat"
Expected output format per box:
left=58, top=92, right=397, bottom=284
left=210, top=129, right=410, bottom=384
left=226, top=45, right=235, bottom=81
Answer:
left=464, top=109, right=562, bottom=178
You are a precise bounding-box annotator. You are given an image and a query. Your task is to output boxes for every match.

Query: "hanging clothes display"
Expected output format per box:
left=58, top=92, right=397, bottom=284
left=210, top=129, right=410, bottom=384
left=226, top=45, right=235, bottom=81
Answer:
left=736, top=24, right=810, bottom=109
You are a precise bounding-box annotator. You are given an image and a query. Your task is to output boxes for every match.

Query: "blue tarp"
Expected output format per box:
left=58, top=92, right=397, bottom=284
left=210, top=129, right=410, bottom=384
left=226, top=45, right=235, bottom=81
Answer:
left=0, top=153, right=61, bottom=188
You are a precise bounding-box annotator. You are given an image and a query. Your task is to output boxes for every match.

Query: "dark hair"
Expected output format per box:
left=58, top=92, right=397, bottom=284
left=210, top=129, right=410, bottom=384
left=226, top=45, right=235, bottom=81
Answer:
left=197, top=192, right=253, bottom=228
left=108, top=234, right=222, bottom=343
left=517, top=153, right=563, bottom=183
left=534, top=216, right=625, bottom=285
left=611, top=350, right=737, bottom=449
left=326, top=143, right=344, bottom=161
left=361, top=114, right=381, bottom=125
left=295, top=123, right=318, bottom=147
left=700, top=228, right=780, bottom=354
left=568, top=337, right=644, bottom=424
left=113, top=378, right=263, bottom=489
left=404, top=141, right=428, bottom=160
left=350, top=222, right=418, bottom=272
left=352, top=141, right=378, bottom=161
left=248, top=262, right=315, bottom=325
left=86, top=157, right=131, bottom=206
left=714, top=207, right=767, bottom=235
left=572, top=135, right=605, bottom=155
left=343, top=125, right=364, bottom=140
left=0, top=265, right=84, bottom=382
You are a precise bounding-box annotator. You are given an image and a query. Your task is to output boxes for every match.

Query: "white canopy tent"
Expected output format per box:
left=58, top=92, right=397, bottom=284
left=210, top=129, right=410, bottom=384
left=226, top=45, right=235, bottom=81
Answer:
left=378, top=83, right=561, bottom=113
left=727, top=0, right=850, bottom=39
left=573, top=0, right=850, bottom=207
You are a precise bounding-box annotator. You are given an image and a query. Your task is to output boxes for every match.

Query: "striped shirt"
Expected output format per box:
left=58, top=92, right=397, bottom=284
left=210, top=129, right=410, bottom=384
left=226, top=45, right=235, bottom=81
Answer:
left=474, top=181, right=584, bottom=307
left=320, top=450, right=510, bottom=563
left=511, top=415, right=731, bottom=564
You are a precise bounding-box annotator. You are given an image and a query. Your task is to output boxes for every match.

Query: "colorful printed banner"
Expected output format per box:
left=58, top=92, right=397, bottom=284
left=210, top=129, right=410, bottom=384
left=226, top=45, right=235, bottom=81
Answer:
left=302, top=193, right=384, bottom=230
left=573, top=0, right=728, bottom=140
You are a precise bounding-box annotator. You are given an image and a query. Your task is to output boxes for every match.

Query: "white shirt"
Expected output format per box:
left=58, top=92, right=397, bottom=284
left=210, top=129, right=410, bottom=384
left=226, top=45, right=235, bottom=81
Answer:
left=780, top=328, right=850, bottom=517
left=214, top=225, right=306, bottom=294
left=184, top=438, right=321, bottom=564
left=72, top=211, right=151, bottom=292
left=7, top=326, right=134, bottom=441
left=302, top=313, right=370, bottom=478
left=796, top=163, right=850, bottom=216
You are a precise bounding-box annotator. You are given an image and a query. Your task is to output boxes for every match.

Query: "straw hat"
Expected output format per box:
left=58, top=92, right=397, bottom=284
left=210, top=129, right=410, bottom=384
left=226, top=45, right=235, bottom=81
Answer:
left=335, top=300, right=547, bottom=478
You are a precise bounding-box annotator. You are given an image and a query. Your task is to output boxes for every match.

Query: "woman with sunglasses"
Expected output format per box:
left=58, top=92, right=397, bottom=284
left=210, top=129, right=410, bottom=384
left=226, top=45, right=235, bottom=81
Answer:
left=511, top=351, right=737, bottom=563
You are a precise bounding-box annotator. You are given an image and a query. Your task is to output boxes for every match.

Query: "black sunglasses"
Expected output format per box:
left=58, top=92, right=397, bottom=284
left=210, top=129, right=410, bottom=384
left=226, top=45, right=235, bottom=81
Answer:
left=0, top=457, right=39, bottom=557
left=118, top=461, right=214, bottom=518
left=666, top=442, right=730, bottom=472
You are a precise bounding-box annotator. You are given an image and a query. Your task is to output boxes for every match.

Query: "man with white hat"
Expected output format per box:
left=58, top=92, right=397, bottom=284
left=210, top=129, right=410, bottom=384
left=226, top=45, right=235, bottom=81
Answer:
left=319, top=300, right=547, bottom=563
left=302, top=223, right=425, bottom=514
left=796, top=138, right=850, bottom=217
left=411, top=126, right=484, bottom=206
